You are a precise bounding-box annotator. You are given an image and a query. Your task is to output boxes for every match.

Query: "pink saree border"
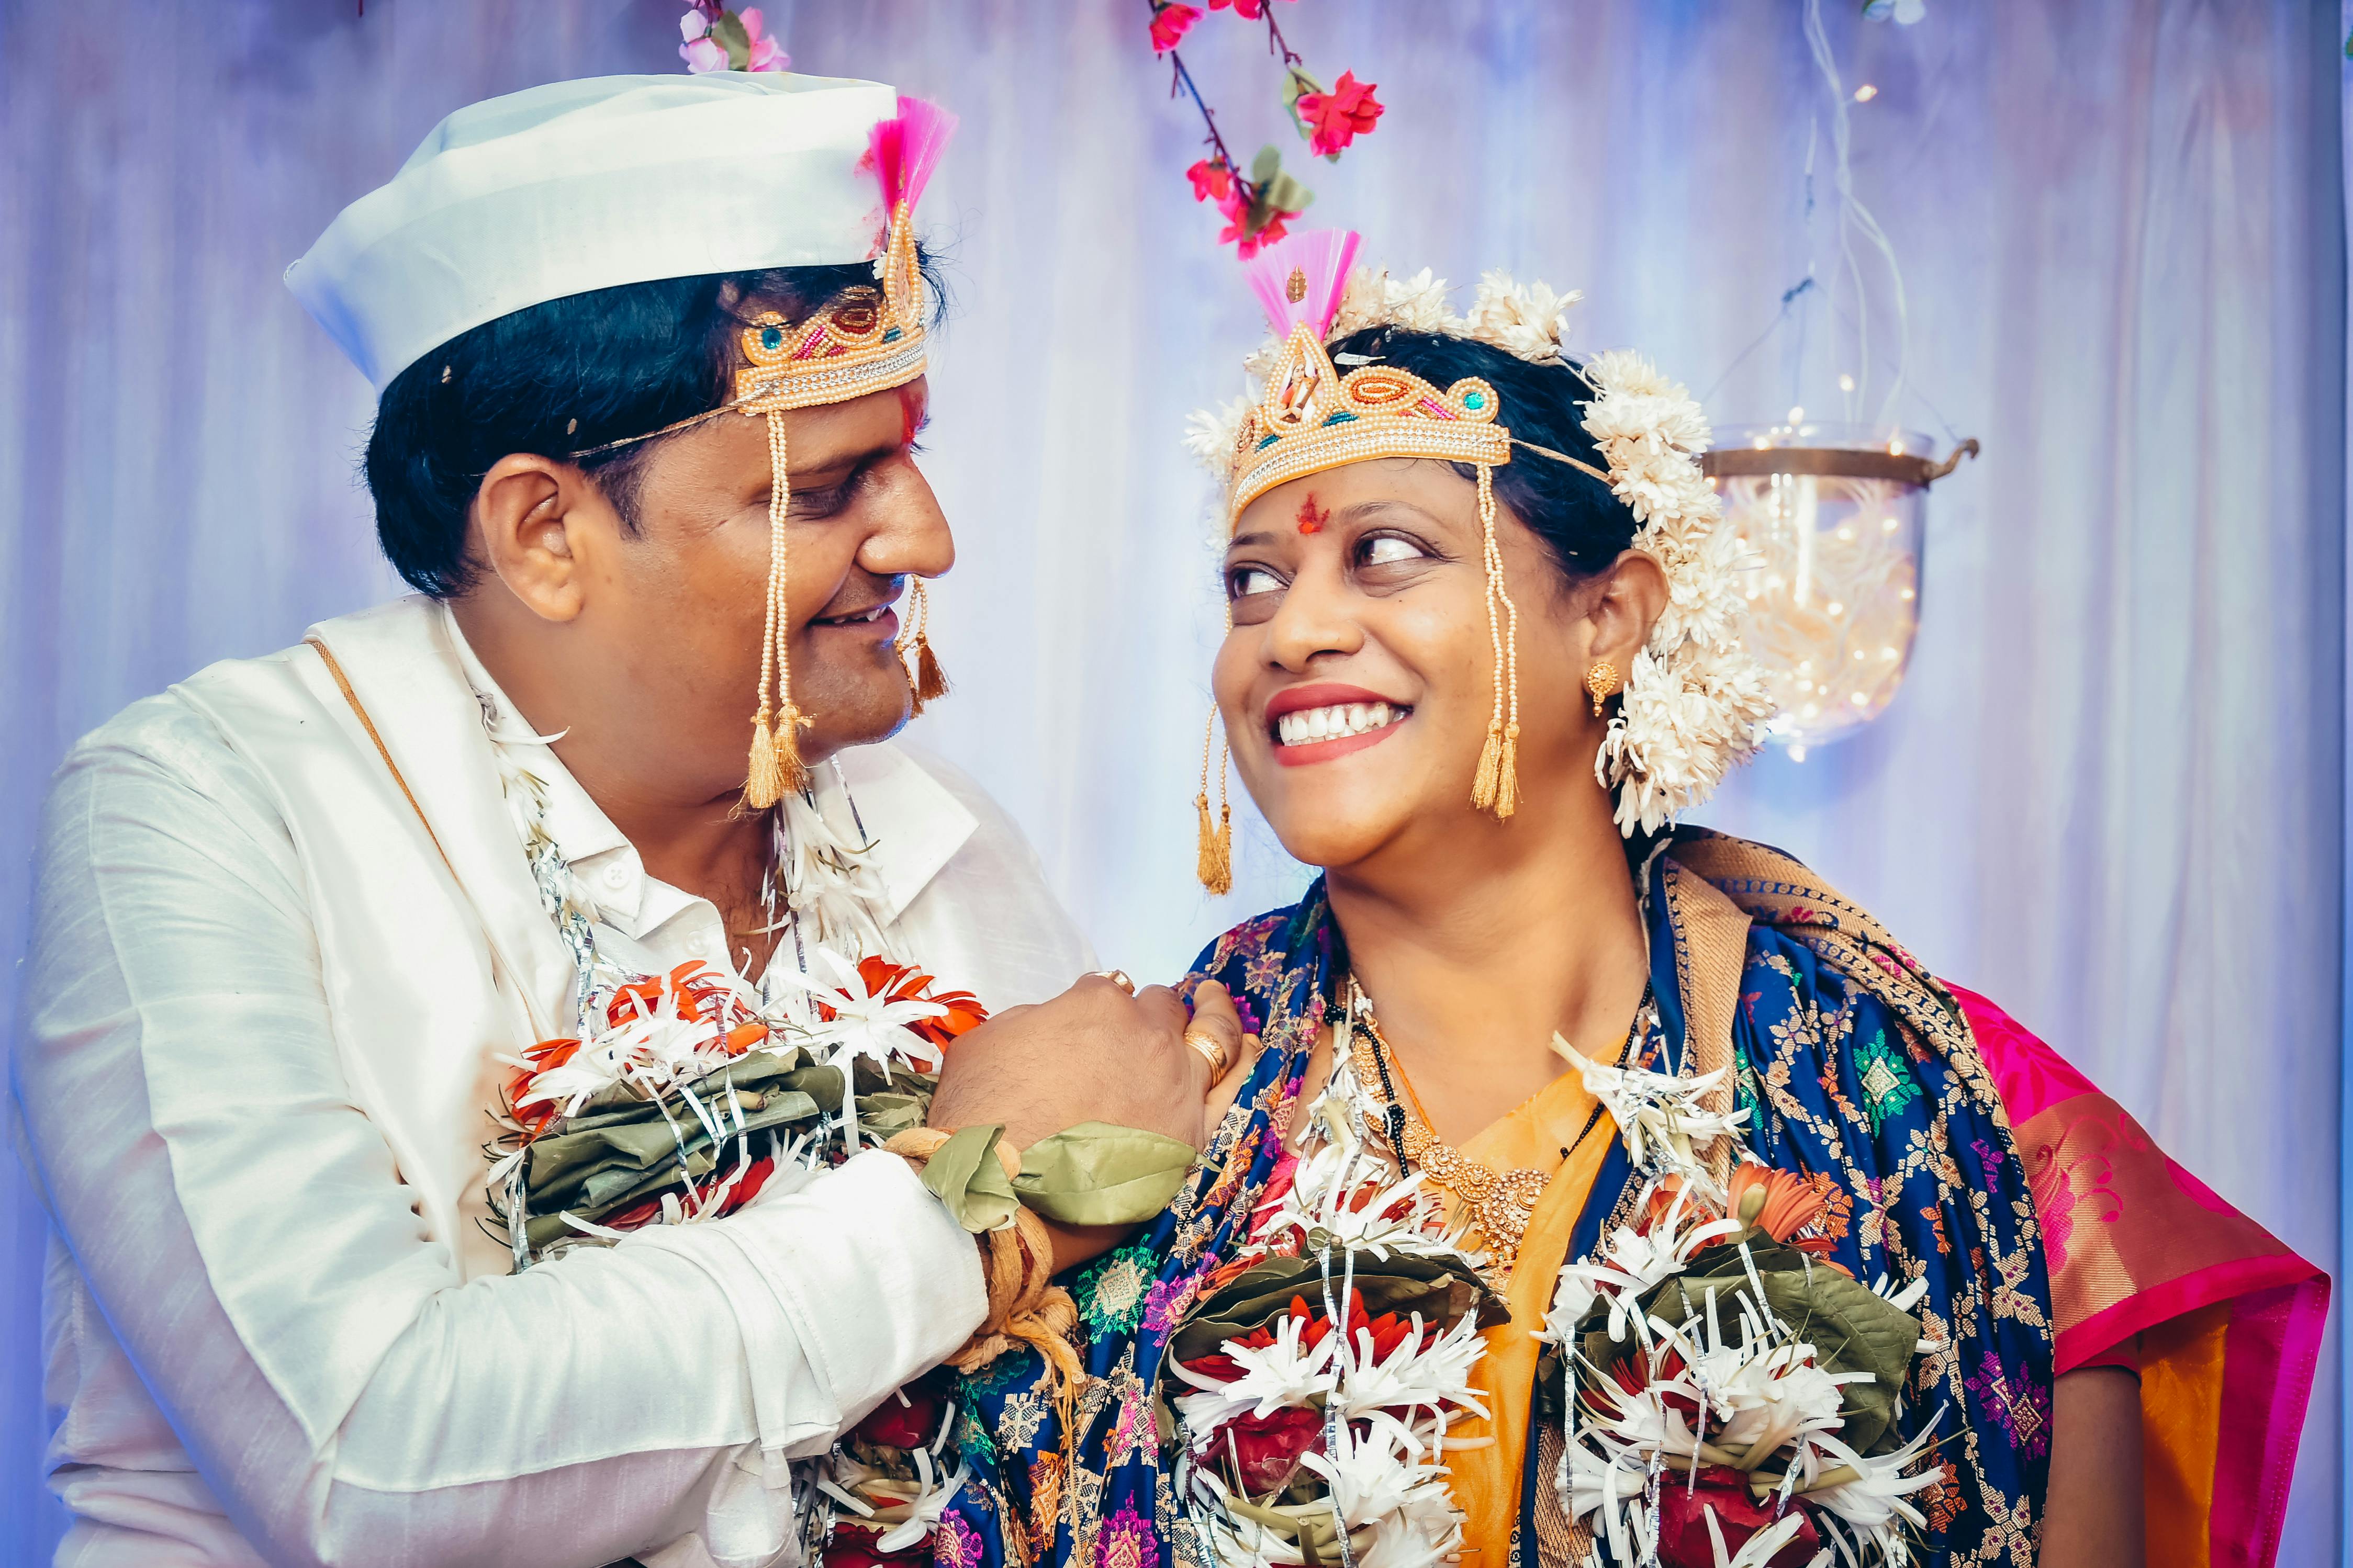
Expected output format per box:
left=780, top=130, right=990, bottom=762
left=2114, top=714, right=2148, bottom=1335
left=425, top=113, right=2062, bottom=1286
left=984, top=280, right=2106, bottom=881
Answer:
left=1950, top=985, right=2329, bottom=1568
left=2210, top=1273, right=2329, bottom=1568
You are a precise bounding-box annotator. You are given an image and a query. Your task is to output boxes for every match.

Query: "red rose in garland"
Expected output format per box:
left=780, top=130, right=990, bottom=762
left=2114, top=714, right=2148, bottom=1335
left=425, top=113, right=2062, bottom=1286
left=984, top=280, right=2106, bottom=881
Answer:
left=853, top=1377, right=946, bottom=1451
left=1653, top=1467, right=1822, bottom=1568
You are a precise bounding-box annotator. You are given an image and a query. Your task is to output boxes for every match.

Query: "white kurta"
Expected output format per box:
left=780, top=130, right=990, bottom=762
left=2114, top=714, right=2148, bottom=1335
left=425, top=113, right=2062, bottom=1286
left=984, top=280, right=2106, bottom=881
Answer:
left=14, top=597, right=1095, bottom=1568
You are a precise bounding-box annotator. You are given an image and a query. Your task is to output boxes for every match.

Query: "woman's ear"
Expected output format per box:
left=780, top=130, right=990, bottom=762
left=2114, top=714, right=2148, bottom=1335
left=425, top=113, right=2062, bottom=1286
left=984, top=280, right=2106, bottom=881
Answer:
left=470, top=455, right=607, bottom=623
left=1584, top=549, right=1671, bottom=673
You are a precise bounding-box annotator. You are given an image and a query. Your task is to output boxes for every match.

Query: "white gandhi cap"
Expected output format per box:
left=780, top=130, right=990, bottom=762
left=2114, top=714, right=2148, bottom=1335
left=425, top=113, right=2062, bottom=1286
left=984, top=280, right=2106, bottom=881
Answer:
left=286, top=72, right=901, bottom=393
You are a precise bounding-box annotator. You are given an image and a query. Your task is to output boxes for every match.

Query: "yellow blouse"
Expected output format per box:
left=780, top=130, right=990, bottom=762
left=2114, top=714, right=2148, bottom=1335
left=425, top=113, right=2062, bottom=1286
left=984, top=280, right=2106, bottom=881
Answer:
left=1438, top=1075, right=1617, bottom=1568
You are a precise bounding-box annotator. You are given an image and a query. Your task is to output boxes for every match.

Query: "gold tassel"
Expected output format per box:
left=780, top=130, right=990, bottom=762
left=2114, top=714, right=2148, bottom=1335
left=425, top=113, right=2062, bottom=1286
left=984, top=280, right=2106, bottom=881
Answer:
left=914, top=638, right=949, bottom=705
left=899, top=577, right=951, bottom=715
left=1471, top=723, right=1505, bottom=810
left=1494, top=722, right=1521, bottom=819
left=1195, top=702, right=1234, bottom=895
left=774, top=703, right=812, bottom=796
left=745, top=710, right=783, bottom=810
left=1195, top=791, right=1234, bottom=896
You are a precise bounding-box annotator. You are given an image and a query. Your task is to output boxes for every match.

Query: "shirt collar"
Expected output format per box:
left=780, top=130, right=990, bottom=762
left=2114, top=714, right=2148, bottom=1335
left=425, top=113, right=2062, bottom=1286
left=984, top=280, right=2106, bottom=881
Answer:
left=438, top=602, right=977, bottom=935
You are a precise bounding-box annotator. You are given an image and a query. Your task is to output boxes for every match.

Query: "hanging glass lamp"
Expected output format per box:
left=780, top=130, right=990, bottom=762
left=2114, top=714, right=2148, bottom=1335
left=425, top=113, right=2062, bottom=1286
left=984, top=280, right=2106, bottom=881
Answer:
left=1701, top=424, right=1978, bottom=759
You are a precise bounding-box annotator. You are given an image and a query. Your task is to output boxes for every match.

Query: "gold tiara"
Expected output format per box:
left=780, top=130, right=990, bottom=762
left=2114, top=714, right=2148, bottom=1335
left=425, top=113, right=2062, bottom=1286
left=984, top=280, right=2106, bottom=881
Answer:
left=733, top=198, right=929, bottom=414
left=1224, top=323, right=1509, bottom=524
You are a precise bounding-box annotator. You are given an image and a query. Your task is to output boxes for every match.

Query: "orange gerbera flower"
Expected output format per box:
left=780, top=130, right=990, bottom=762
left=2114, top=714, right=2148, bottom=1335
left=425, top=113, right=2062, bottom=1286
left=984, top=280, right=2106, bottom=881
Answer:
left=607, top=960, right=734, bottom=1028
left=1728, top=1162, right=1845, bottom=1261
left=831, top=956, right=990, bottom=1048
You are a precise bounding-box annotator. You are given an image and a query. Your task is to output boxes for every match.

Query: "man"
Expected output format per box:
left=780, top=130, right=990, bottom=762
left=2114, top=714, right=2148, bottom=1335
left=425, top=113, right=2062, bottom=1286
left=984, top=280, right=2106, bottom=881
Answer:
left=13, top=71, right=1239, bottom=1568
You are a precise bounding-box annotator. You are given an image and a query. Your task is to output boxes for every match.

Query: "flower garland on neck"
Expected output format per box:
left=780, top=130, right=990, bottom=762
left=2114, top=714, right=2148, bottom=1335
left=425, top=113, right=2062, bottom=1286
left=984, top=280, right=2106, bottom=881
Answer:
left=473, top=705, right=987, bottom=1565
left=1160, top=983, right=1945, bottom=1568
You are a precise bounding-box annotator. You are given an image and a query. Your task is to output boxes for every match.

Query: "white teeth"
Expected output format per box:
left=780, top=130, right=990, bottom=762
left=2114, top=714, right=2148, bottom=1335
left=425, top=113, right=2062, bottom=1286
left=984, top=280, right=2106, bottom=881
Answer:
left=1274, top=701, right=1403, bottom=747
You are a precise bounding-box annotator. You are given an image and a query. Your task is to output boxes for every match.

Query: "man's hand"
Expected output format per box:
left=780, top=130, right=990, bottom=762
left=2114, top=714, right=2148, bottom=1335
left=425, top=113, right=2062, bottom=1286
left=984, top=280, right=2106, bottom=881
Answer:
left=928, top=975, right=1249, bottom=1271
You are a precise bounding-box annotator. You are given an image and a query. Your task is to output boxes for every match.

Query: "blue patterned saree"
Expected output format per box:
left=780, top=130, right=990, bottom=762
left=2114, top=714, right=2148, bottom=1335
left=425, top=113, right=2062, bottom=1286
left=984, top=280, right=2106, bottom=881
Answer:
left=936, top=828, right=2068, bottom=1568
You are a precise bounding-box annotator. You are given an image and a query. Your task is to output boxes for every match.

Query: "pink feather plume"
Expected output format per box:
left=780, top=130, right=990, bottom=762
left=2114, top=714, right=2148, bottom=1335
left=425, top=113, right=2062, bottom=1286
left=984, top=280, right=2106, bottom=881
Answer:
left=1242, top=228, right=1361, bottom=341
left=870, top=94, right=958, bottom=214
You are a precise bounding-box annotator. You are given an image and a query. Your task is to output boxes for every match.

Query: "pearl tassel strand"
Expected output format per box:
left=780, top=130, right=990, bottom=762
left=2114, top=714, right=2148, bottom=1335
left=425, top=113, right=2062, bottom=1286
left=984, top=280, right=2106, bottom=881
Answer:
left=745, top=410, right=810, bottom=809
left=1470, top=463, right=1521, bottom=818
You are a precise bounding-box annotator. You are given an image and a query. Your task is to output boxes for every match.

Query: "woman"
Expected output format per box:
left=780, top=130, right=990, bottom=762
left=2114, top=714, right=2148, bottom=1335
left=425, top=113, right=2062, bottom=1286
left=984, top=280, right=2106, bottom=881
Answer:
left=935, top=232, right=2323, bottom=1568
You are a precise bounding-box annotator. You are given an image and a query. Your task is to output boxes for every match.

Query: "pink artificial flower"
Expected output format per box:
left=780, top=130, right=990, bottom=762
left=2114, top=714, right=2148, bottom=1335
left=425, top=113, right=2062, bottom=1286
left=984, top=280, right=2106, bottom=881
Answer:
left=1149, top=2, right=1202, bottom=53
left=1221, top=207, right=1295, bottom=259
left=1295, top=71, right=1383, bottom=158
left=738, top=7, right=790, bottom=71
left=1186, top=157, right=1234, bottom=204
left=1208, top=0, right=1270, bottom=18
left=680, top=34, right=729, bottom=73
left=680, top=8, right=709, bottom=42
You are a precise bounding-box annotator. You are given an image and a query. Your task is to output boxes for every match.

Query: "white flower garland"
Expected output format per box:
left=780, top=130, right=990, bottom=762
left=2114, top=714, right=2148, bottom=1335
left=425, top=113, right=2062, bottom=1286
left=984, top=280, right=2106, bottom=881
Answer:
left=474, top=713, right=973, bottom=1566
left=1171, top=1089, right=1489, bottom=1568
left=1187, top=263, right=1774, bottom=834
left=1175, top=989, right=1940, bottom=1567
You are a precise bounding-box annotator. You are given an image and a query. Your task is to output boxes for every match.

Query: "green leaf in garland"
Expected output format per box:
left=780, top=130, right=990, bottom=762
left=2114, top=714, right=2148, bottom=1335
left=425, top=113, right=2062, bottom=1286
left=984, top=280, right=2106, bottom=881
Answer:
left=1577, top=1233, right=1925, bottom=1455
left=1169, top=1250, right=1504, bottom=1364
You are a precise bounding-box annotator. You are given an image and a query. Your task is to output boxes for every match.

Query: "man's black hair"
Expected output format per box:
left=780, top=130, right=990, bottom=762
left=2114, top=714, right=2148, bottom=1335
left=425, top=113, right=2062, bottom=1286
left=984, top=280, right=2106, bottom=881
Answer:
left=1321, top=325, right=1637, bottom=583
left=364, top=255, right=939, bottom=597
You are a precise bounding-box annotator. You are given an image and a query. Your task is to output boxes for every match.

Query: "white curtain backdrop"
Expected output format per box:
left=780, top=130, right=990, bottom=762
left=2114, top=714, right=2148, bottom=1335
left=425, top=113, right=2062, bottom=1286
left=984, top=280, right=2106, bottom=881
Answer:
left=1, top=2, right=2340, bottom=1561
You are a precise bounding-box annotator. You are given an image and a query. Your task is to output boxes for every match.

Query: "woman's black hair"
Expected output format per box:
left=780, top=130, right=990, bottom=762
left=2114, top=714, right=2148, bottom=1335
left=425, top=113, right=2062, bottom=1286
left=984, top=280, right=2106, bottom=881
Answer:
left=1321, top=325, right=1636, bottom=582
left=364, top=253, right=942, bottom=597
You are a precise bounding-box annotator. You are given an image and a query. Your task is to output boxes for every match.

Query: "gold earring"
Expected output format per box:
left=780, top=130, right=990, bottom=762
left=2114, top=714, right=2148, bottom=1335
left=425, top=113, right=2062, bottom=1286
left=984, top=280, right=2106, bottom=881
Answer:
left=897, top=577, right=950, bottom=715
left=1585, top=660, right=1622, bottom=718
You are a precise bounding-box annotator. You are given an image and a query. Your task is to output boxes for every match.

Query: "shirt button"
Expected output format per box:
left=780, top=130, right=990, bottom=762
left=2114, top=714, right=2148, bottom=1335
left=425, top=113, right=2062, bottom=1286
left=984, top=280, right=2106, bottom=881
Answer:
left=601, top=863, right=629, bottom=890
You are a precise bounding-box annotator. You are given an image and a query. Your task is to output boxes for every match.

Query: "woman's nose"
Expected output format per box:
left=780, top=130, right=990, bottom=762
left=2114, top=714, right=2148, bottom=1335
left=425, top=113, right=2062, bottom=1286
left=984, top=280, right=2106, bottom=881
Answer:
left=1261, top=560, right=1363, bottom=671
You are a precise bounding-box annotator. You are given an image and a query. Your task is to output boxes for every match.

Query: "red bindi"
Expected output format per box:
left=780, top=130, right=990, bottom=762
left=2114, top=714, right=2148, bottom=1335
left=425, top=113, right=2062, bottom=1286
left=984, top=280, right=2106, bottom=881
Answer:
left=897, top=384, right=927, bottom=449
left=1296, top=495, right=1329, bottom=535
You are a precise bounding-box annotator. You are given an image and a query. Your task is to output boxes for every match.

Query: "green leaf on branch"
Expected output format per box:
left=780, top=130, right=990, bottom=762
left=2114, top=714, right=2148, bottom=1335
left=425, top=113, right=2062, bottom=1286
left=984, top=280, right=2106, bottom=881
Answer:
left=1280, top=67, right=1324, bottom=144
left=712, top=9, right=753, bottom=71
left=1242, top=143, right=1315, bottom=235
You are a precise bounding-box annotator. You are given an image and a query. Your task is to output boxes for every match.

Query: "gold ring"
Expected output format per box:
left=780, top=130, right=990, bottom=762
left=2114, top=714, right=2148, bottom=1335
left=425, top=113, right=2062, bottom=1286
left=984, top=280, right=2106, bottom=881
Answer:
left=1091, top=969, right=1136, bottom=996
left=1184, top=1028, right=1232, bottom=1078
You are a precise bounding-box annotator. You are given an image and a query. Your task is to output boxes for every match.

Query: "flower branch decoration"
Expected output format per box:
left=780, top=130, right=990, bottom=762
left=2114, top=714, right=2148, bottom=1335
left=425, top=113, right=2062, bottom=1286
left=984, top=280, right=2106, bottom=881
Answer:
left=678, top=3, right=788, bottom=74
left=1145, top=0, right=1385, bottom=257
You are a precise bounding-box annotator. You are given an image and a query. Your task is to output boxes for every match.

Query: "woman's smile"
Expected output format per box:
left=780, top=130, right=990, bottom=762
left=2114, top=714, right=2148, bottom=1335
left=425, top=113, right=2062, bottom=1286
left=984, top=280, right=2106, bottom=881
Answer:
left=1264, top=681, right=1413, bottom=767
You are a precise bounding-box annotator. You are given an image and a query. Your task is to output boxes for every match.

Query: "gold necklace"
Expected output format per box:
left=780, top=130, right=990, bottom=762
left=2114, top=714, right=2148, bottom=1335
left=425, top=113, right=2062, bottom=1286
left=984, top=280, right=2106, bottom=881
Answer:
left=1343, top=978, right=1553, bottom=1272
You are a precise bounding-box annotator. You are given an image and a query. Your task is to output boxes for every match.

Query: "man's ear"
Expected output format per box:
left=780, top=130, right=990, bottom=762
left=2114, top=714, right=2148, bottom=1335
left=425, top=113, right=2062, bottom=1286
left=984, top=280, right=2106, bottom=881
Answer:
left=471, top=454, right=608, bottom=624
left=1584, top=548, right=1671, bottom=673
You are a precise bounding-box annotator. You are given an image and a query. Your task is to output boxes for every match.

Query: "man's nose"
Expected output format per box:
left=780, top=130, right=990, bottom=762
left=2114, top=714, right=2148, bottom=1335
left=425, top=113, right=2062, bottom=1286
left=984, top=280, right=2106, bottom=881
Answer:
left=860, top=458, right=955, bottom=581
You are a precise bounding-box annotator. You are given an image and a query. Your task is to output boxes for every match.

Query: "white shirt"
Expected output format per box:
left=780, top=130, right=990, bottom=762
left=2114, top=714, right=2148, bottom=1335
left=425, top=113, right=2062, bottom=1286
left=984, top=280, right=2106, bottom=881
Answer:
left=14, top=599, right=1095, bottom=1568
